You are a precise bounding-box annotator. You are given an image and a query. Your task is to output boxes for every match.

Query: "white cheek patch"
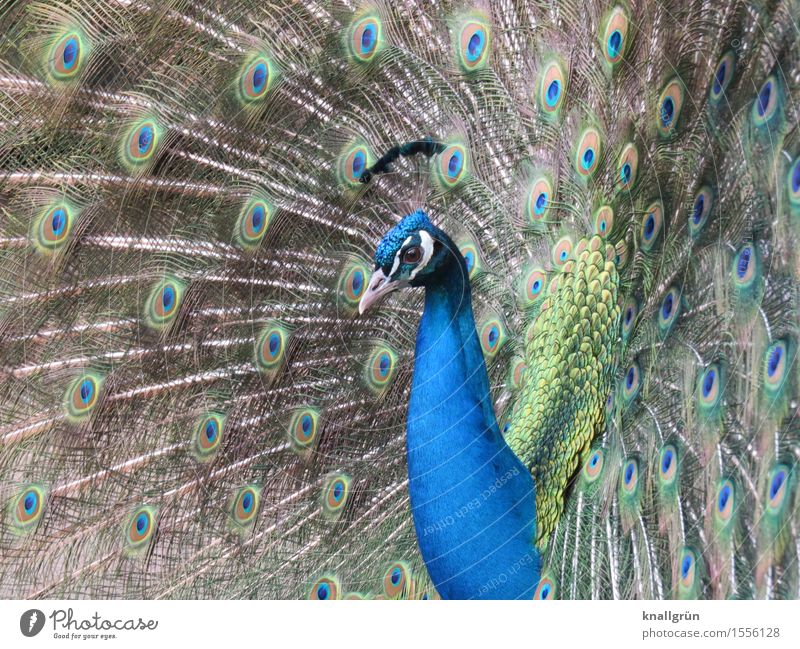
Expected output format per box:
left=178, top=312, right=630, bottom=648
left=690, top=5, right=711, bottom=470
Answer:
left=408, top=230, right=435, bottom=281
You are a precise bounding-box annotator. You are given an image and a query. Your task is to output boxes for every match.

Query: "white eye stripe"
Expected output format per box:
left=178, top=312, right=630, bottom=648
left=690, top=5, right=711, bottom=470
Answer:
left=408, top=230, right=435, bottom=280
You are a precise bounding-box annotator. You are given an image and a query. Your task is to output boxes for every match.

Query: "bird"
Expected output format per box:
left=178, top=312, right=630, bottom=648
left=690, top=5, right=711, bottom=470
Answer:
left=0, top=0, right=799, bottom=600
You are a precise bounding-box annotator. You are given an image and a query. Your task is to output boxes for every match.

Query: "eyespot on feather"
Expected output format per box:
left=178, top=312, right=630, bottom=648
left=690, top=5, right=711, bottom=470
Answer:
left=191, top=412, right=225, bottom=461
left=582, top=449, right=605, bottom=483
left=600, top=6, right=629, bottom=66
left=456, top=16, right=491, bottom=72
left=64, top=371, right=104, bottom=420
left=9, top=484, right=47, bottom=533
left=575, top=127, right=602, bottom=178
left=364, top=344, right=398, bottom=392
left=552, top=236, right=573, bottom=267
left=288, top=408, right=320, bottom=452
left=639, top=201, right=663, bottom=251
left=751, top=74, right=781, bottom=128
left=309, top=575, right=341, bottom=600
left=689, top=186, right=713, bottom=239
left=144, top=277, right=185, bottom=329
left=656, top=287, right=681, bottom=339
left=255, top=322, right=290, bottom=373
left=383, top=561, right=413, bottom=599
left=47, top=31, right=87, bottom=82
left=435, top=143, right=469, bottom=189
left=235, top=197, right=273, bottom=250
left=238, top=55, right=274, bottom=103
left=479, top=318, right=506, bottom=358
left=534, top=574, right=557, bottom=600
left=709, top=51, right=735, bottom=104
left=338, top=260, right=370, bottom=307
left=230, top=485, right=261, bottom=529
left=338, top=142, right=372, bottom=186
left=617, top=143, right=638, bottom=190
left=346, top=12, right=384, bottom=64
left=122, top=119, right=162, bottom=168
left=123, top=505, right=157, bottom=555
left=539, top=60, right=567, bottom=116
left=657, top=79, right=684, bottom=137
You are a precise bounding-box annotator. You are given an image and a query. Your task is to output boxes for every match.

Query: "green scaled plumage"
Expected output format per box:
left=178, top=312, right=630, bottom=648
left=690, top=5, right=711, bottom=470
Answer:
left=1, top=0, right=799, bottom=601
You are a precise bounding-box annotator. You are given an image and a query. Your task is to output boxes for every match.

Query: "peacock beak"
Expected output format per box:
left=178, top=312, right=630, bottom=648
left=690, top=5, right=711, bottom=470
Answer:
left=359, top=268, right=402, bottom=315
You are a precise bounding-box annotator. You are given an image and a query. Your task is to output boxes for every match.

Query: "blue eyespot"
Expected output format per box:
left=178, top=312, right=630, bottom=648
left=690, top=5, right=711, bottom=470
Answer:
left=448, top=149, right=464, bottom=178
left=317, top=583, right=330, bottom=600
left=391, top=567, right=402, bottom=585
left=692, top=195, right=704, bottom=224
left=51, top=208, right=66, bottom=236
left=736, top=246, right=751, bottom=279
left=488, top=326, right=499, bottom=345
left=466, top=30, right=485, bottom=62
left=713, top=62, right=726, bottom=96
left=661, top=292, right=673, bottom=319
left=757, top=81, right=772, bottom=118
left=767, top=345, right=783, bottom=378
left=136, top=513, right=148, bottom=534
left=62, top=38, right=78, bottom=69
left=161, top=285, right=175, bottom=311
left=591, top=454, right=599, bottom=467
left=351, top=270, right=363, bottom=293
left=205, top=420, right=218, bottom=443
left=24, top=492, right=37, bottom=515
left=541, top=585, right=551, bottom=598
left=661, top=97, right=675, bottom=127
left=137, top=126, right=154, bottom=155
left=644, top=214, right=655, bottom=240
left=361, top=24, right=376, bottom=54
left=626, top=366, right=635, bottom=389
left=681, top=555, right=692, bottom=579
left=247, top=207, right=264, bottom=235
left=79, top=378, right=94, bottom=404
left=702, top=369, right=716, bottom=397
left=268, top=332, right=280, bottom=355
left=608, top=30, right=622, bottom=58
left=582, top=148, right=595, bottom=170
left=301, top=414, right=312, bottom=434
left=242, top=491, right=254, bottom=512
left=535, top=192, right=548, bottom=215
left=624, top=463, right=634, bottom=484
left=351, top=150, right=366, bottom=179
left=378, top=352, right=390, bottom=377
left=661, top=450, right=673, bottom=473
left=252, top=63, right=267, bottom=93
left=333, top=481, right=344, bottom=500
left=464, top=250, right=474, bottom=272
left=545, top=79, right=561, bottom=107
left=770, top=470, right=786, bottom=500
left=621, top=163, right=631, bottom=184
left=792, top=160, right=800, bottom=194
left=718, top=484, right=731, bottom=512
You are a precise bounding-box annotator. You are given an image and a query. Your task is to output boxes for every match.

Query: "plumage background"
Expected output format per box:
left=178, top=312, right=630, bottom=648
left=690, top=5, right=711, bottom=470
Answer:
left=1, top=0, right=799, bottom=599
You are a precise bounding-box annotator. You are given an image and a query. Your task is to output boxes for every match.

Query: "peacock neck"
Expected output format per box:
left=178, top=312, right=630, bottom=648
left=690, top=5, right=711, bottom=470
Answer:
left=406, top=250, right=541, bottom=599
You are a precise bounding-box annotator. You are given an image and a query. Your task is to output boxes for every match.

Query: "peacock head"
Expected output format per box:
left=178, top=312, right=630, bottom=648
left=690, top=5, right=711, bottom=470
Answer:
left=359, top=210, right=460, bottom=314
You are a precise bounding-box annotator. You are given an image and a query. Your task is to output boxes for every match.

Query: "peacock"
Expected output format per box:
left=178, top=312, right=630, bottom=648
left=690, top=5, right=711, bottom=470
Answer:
left=1, top=0, right=799, bottom=600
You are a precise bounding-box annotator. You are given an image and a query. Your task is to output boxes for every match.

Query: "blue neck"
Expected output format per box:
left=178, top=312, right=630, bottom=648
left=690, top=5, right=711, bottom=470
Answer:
left=406, top=252, right=540, bottom=599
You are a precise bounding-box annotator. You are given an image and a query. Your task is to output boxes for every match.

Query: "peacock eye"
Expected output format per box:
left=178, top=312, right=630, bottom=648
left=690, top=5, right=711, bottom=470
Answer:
left=402, top=246, right=423, bottom=264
